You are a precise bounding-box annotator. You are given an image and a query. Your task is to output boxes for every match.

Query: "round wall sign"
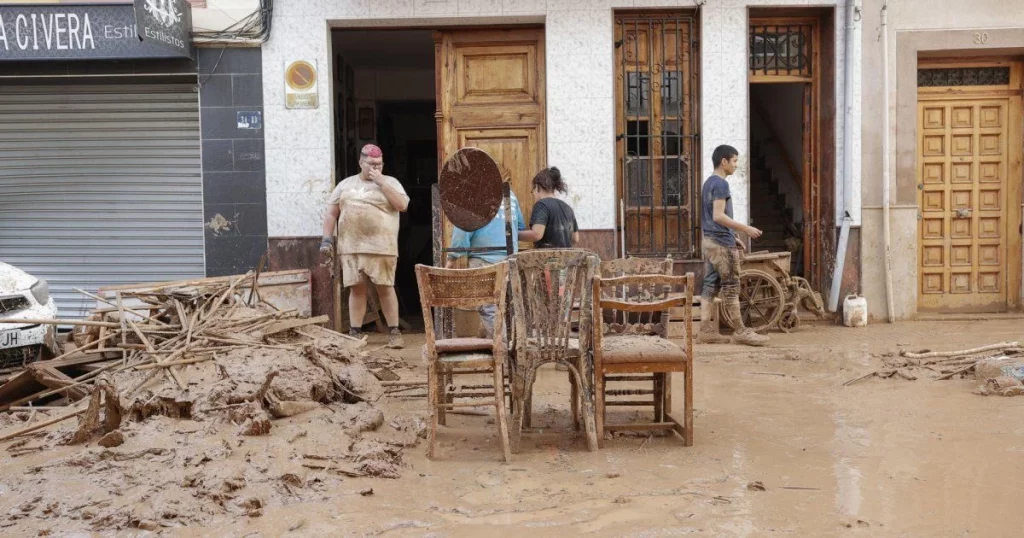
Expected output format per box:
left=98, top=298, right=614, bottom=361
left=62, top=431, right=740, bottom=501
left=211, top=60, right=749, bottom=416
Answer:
left=286, top=61, right=317, bottom=91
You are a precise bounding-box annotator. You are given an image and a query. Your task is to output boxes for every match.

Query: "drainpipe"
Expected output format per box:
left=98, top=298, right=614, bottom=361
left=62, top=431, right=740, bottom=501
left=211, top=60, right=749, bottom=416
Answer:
left=828, top=0, right=862, bottom=313
left=880, top=0, right=895, bottom=323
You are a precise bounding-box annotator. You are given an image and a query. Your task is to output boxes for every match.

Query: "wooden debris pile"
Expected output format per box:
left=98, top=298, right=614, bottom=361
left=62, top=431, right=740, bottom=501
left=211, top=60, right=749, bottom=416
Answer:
left=844, top=341, right=1024, bottom=390
left=0, top=271, right=340, bottom=436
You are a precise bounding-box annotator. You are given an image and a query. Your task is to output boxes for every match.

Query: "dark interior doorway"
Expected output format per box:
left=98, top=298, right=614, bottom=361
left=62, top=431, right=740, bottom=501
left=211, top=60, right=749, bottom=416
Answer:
left=749, top=83, right=806, bottom=277
left=331, top=29, right=436, bottom=329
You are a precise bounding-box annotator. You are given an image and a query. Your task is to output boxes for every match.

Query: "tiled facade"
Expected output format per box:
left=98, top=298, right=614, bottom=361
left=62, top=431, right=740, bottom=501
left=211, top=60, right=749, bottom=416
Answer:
left=261, top=0, right=860, bottom=239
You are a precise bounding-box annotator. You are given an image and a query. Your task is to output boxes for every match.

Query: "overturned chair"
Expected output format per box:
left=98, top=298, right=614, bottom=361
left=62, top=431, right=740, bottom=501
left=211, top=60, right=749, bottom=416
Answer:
left=592, top=273, right=695, bottom=446
left=415, top=262, right=512, bottom=462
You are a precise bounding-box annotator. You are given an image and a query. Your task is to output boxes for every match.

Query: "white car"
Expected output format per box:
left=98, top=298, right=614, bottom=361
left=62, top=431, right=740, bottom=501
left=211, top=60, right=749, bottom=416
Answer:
left=0, top=262, right=60, bottom=366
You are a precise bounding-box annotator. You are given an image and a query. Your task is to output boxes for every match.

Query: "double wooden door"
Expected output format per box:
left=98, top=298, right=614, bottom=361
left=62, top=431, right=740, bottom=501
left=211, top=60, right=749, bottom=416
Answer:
left=434, top=28, right=546, bottom=250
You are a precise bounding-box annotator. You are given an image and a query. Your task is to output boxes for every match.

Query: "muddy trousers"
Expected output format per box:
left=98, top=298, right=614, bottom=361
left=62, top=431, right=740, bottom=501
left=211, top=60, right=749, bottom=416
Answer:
left=701, top=237, right=744, bottom=327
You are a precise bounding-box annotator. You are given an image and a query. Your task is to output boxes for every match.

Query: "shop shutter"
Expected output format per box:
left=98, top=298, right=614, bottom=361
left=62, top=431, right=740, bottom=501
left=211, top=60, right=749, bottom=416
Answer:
left=0, top=77, right=204, bottom=318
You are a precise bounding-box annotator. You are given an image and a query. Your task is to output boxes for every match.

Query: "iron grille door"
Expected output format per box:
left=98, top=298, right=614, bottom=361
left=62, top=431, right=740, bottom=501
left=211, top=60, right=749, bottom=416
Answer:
left=615, top=11, right=700, bottom=258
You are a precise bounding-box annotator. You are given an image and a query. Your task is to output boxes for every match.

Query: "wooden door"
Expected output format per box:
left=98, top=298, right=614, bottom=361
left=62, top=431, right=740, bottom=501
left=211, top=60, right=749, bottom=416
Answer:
left=917, top=96, right=1021, bottom=311
left=434, top=28, right=546, bottom=250
left=615, top=12, right=700, bottom=257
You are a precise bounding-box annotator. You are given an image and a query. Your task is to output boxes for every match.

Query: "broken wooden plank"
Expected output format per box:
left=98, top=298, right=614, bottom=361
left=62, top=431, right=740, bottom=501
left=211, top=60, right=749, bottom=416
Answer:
left=258, top=316, right=330, bottom=338
left=28, top=365, right=88, bottom=401
left=0, top=318, right=121, bottom=328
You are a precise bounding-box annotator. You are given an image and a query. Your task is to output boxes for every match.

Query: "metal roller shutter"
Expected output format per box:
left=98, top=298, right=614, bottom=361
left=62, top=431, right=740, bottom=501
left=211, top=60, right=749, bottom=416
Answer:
left=0, top=77, right=205, bottom=319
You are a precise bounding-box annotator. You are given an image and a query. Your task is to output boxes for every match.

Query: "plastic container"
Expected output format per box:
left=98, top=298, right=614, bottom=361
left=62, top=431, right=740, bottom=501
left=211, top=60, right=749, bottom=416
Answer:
left=842, top=295, right=868, bottom=327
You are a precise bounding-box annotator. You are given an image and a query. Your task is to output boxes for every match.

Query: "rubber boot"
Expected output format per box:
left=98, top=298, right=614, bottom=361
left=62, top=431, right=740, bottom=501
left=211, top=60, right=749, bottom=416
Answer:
left=725, top=298, right=769, bottom=347
left=696, top=298, right=730, bottom=344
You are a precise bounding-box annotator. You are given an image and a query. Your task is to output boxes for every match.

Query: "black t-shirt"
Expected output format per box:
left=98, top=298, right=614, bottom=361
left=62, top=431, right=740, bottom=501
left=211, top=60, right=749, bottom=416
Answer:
left=529, top=197, right=578, bottom=248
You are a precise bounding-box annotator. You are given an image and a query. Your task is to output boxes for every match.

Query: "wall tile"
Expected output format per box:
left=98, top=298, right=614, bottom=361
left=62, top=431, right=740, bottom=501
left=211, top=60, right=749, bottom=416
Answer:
left=233, top=139, right=266, bottom=172
left=199, top=74, right=232, bottom=107
left=203, top=172, right=267, bottom=204
left=501, top=0, right=546, bottom=13
left=325, top=0, right=372, bottom=19
left=548, top=97, right=614, bottom=144
left=371, top=0, right=415, bottom=17
left=275, top=0, right=326, bottom=17
left=415, top=0, right=458, bottom=16
left=547, top=10, right=613, bottom=56
left=546, top=53, right=613, bottom=100
left=457, top=0, right=502, bottom=14
left=232, top=74, right=264, bottom=107
left=268, top=192, right=329, bottom=237
left=202, top=139, right=234, bottom=172
left=199, top=48, right=261, bottom=75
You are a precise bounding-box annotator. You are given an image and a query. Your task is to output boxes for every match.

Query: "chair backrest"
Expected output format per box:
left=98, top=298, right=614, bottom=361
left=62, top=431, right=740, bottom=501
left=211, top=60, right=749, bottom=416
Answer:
left=599, top=256, right=674, bottom=278
left=593, top=273, right=693, bottom=338
left=415, top=262, right=508, bottom=341
left=598, top=257, right=674, bottom=326
left=507, top=249, right=598, bottom=359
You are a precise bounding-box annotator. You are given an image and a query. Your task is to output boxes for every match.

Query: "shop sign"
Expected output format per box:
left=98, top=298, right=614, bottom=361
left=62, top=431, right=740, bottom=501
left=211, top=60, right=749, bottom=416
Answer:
left=134, top=0, right=191, bottom=58
left=0, top=4, right=191, bottom=61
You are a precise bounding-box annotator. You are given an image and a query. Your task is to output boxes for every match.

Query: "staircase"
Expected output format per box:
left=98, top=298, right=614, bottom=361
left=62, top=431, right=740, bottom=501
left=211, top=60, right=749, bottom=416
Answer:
left=748, top=140, right=801, bottom=255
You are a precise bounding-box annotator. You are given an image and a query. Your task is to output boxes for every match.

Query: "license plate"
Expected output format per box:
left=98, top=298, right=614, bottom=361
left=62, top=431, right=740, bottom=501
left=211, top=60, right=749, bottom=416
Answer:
left=0, top=330, right=22, bottom=349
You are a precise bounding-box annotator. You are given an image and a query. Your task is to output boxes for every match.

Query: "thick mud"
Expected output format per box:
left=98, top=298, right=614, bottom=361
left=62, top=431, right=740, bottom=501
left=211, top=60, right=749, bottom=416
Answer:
left=2, top=319, right=1023, bottom=535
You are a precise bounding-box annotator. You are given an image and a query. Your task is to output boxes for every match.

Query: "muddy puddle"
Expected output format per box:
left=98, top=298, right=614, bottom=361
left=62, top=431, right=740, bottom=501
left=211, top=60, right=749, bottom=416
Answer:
left=2, top=319, right=1023, bottom=535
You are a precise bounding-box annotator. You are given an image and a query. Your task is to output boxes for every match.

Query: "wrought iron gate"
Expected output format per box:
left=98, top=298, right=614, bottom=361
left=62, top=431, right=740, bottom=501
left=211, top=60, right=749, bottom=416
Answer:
left=615, top=10, right=700, bottom=258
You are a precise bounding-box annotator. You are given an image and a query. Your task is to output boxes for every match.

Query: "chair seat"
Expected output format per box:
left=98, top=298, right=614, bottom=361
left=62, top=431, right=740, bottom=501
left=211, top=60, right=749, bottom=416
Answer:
left=435, top=337, right=493, bottom=354
left=601, top=335, right=687, bottom=365
left=438, top=351, right=496, bottom=367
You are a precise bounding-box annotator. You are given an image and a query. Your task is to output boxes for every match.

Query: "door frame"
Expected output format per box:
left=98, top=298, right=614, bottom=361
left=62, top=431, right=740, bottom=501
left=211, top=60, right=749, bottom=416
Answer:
left=916, top=57, right=1024, bottom=312
left=747, top=11, right=835, bottom=291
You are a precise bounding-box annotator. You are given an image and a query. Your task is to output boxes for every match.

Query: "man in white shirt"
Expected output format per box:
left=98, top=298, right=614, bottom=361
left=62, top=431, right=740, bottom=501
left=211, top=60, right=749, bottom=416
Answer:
left=320, top=144, right=409, bottom=348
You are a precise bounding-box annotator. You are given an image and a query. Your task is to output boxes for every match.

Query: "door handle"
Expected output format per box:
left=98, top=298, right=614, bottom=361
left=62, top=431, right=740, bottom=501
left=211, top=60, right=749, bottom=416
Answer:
left=954, top=208, right=973, bottom=219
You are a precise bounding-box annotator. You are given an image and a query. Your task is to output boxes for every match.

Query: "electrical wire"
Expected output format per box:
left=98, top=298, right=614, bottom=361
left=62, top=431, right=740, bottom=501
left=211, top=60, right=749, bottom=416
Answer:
left=192, top=0, right=273, bottom=43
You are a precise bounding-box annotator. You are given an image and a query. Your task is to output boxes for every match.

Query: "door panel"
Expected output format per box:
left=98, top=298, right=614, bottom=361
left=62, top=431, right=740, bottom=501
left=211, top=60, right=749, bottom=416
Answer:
left=917, top=99, right=1010, bottom=311
left=435, top=28, right=546, bottom=251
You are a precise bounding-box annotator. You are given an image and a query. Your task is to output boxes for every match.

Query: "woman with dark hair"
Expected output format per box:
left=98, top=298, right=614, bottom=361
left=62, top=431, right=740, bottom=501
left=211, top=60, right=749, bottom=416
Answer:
left=518, top=166, right=579, bottom=248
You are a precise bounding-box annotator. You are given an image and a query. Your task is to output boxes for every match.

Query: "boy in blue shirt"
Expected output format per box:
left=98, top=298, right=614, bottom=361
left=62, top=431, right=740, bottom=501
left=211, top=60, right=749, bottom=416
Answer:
left=445, top=190, right=526, bottom=338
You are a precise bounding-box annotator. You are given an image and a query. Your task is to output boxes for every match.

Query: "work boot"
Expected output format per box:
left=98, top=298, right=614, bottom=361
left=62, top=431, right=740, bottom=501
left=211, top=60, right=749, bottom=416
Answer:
left=695, top=298, right=730, bottom=344
left=723, top=296, right=769, bottom=347
left=387, top=328, right=405, bottom=349
left=732, top=328, right=769, bottom=347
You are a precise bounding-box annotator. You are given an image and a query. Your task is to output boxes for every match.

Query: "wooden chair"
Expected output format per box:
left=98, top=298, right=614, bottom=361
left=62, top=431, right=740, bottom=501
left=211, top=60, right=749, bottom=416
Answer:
left=592, top=273, right=695, bottom=447
left=507, top=249, right=599, bottom=453
left=415, top=262, right=512, bottom=462
left=597, top=257, right=674, bottom=416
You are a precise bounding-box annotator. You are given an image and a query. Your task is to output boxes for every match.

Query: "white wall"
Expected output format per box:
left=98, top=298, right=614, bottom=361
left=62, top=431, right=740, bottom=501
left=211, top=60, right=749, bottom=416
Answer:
left=261, top=0, right=856, bottom=239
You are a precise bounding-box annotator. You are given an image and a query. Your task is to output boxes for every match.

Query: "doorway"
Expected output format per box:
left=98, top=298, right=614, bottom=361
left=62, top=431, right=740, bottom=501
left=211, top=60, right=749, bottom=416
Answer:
left=749, top=83, right=808, bottom=276
left=331, top=29, right=437, bottom=329
left=748, top=10, right=836, bottom=291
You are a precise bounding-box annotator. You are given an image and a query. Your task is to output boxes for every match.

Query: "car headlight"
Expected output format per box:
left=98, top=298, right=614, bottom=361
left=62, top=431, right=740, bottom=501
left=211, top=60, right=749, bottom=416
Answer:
left=30, top=279, right=50, bottom=305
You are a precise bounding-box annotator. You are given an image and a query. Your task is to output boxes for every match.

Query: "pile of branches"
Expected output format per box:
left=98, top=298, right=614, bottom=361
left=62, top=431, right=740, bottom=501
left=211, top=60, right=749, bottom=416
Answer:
left=0, top=271, right=333, bottom=441
left=845, top=341, right=1023, bottom=386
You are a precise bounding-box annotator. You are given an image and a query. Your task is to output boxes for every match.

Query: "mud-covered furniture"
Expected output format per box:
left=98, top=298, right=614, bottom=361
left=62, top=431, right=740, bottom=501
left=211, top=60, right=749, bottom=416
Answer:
left=507, top=249, right=599, bottom=453
left=415, top=262, right=512, bottom=462
left=592, top=273, right=694, bottom=446
left=597, top=257, right=675, bottom=424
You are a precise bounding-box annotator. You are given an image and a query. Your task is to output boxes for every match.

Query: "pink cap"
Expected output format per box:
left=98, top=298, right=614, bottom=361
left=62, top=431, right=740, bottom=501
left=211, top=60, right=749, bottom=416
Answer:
left=361, top=144, right=383, bottom=158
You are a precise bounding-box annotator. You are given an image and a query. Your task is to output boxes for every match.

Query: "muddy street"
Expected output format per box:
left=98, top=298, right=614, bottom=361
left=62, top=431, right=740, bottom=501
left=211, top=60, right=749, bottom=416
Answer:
left=1, top=319, right=1023, bottom=536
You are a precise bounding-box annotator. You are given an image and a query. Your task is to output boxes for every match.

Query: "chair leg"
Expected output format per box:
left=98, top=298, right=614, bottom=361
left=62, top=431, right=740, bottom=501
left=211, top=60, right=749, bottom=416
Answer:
left=427, top=363, right=439, bottom=459
left=595, top=369, right=606, bottom=449
left=523, top=369, right=535, bottom=429
left=684, top=369, right=693, bottom=447
left=570, top=366, right=580, bottom=432
left=653, top=373, right=665, bottom=424
left=664, top=372, right=673, bottom=418
left=493, top=358, right=512, bottom=463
